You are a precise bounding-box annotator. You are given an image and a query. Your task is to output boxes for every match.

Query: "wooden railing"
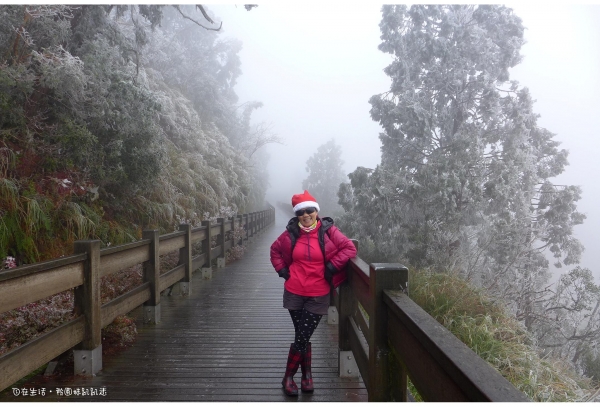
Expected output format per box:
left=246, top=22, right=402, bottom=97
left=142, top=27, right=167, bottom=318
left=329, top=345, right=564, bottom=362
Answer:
left=335, top=256, right=531, bottom=402
left=1, top=203, right=533, bottom=400
left=0, top=206, right=275, bottom=392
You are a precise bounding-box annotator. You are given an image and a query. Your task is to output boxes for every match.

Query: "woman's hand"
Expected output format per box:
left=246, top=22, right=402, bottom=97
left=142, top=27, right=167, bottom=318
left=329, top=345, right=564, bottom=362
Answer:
left=277, top=267, right=290, bottom=280
left=324, top=262, right=338, bottom=284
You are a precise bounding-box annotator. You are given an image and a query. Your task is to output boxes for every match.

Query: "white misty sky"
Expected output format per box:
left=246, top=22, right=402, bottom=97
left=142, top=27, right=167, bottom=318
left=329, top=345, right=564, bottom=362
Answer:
left=208, top=3, right=600, bottom=281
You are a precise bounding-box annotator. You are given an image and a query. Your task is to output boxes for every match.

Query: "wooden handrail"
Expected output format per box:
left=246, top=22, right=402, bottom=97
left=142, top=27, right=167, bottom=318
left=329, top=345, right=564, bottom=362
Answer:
left=0, top=205, right=276, bottom=392
left=0, top=317, right=85, bottom=393
left=383, top=290, right=530, bottom=402
left=0, top=258, right=85, bottom=314
left=337, top=256, right=530, bottom=402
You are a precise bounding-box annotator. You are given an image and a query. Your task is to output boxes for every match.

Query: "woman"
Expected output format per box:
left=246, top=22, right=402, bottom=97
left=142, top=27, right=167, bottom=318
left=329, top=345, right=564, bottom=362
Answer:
left=270, top=190, right=357, bottom=396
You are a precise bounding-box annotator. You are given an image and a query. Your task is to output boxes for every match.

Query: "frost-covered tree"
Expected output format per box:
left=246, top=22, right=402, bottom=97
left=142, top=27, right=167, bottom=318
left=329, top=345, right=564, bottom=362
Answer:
left=533, top=267, right=600, bottom=369
left=302, top=139, right=346, bottom=217
left=0, top=5, right=271, bottom=263
left=339, top=5, right=585, bottom=326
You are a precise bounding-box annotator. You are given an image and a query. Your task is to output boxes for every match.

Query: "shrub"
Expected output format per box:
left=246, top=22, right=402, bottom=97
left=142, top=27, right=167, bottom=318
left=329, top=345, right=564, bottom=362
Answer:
left=101, top=315, right=137, bottom=351
left=101, top=265, right=143, bottom=304
left=0, top=290, right=75, bottom=356
left=225, top=225, right=246, bottom=264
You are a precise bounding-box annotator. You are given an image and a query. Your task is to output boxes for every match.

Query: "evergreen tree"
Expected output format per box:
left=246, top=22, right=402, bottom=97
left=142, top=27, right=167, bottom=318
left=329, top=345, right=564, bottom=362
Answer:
left=302, top=139, right=346, bottom=217
left=339, top=5, right=585, bottom=327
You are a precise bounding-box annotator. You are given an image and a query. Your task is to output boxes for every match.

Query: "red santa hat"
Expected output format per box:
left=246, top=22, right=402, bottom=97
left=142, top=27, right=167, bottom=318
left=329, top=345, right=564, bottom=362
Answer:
left=291, top=190, right=320, bottom=212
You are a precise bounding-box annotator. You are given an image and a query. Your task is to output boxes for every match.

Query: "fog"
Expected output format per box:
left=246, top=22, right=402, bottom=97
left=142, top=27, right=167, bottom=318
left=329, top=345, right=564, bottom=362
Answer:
left=210, top=4, right=600, bottom=280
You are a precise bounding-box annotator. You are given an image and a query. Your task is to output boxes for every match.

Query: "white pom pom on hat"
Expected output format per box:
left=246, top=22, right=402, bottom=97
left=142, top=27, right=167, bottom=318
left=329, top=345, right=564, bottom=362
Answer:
left=291, top=190, right=320, bottom=212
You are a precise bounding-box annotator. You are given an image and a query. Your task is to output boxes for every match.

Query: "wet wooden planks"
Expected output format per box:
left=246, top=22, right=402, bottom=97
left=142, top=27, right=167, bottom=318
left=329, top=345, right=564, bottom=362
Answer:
left=0, top=211, right=367, bottom=402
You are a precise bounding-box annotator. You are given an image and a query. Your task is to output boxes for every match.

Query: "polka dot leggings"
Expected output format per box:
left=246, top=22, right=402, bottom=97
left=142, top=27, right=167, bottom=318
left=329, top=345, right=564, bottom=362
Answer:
left=289, top=309, right=322, bottom=353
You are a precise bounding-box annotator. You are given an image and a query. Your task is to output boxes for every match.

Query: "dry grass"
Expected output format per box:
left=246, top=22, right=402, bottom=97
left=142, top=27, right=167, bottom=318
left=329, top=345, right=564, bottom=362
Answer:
left=408, top=269, right=596, bottom=402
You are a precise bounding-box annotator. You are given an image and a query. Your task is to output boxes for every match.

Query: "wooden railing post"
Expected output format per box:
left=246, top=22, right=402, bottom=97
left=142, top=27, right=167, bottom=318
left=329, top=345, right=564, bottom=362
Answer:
left=327, top=239, right=358, bottom=326
left=246, top=213, right=251, bottom=241
left=201, top=220, right=213, bottom=279
left=337, top=240, right=359, bottom=377
left=330, top=240, right=359, bottom=325
left=217, top=217, right=226, bottom=268
left=243, top=214, right=248, bottom=244
left=237, top=214, right=243, bottom=246
left=142, top=230, right=161, bottom=324
left=368, top=263, right=409, bottom=402
left=73, top=240, right=102, bottom=376
left=178, top=223, right=192, bottom=296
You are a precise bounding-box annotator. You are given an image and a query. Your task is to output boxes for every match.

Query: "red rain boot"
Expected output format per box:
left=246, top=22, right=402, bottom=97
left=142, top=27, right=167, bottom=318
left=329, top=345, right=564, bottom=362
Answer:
left=300, top=342, right=314, bottom=392
left=282, top=343, right=302, bottom=396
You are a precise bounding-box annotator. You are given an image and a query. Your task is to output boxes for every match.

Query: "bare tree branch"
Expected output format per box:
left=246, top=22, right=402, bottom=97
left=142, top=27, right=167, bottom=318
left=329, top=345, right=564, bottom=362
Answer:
left=195, top=5, right=214, bottom=24
left=172, top=5, right=222, bottom=31
left=247, top=123, right=282, bottom=158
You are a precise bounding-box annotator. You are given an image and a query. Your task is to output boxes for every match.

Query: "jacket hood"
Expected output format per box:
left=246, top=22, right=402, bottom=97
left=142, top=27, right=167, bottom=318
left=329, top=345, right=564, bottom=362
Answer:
left=320, top=216, right=334, bottom=230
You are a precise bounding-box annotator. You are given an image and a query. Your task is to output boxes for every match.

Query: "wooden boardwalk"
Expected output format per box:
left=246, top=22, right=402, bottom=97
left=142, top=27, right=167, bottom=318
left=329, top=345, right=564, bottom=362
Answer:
left=0, top=211, right=367, bottom=402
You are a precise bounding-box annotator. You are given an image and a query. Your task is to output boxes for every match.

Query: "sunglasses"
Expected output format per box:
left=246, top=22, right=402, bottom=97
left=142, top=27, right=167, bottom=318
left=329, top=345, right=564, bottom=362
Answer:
left=295, top=207, right=317, bottom=216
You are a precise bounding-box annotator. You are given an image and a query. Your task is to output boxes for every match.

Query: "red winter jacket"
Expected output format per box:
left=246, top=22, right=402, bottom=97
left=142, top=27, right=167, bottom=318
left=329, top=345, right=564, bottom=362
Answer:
left=270, top=217, right=357, bottom=295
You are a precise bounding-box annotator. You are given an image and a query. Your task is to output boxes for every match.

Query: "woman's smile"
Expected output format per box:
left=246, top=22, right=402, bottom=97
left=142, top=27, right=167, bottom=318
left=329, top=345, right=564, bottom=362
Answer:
left=299, top=211, right=317, bottom=227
